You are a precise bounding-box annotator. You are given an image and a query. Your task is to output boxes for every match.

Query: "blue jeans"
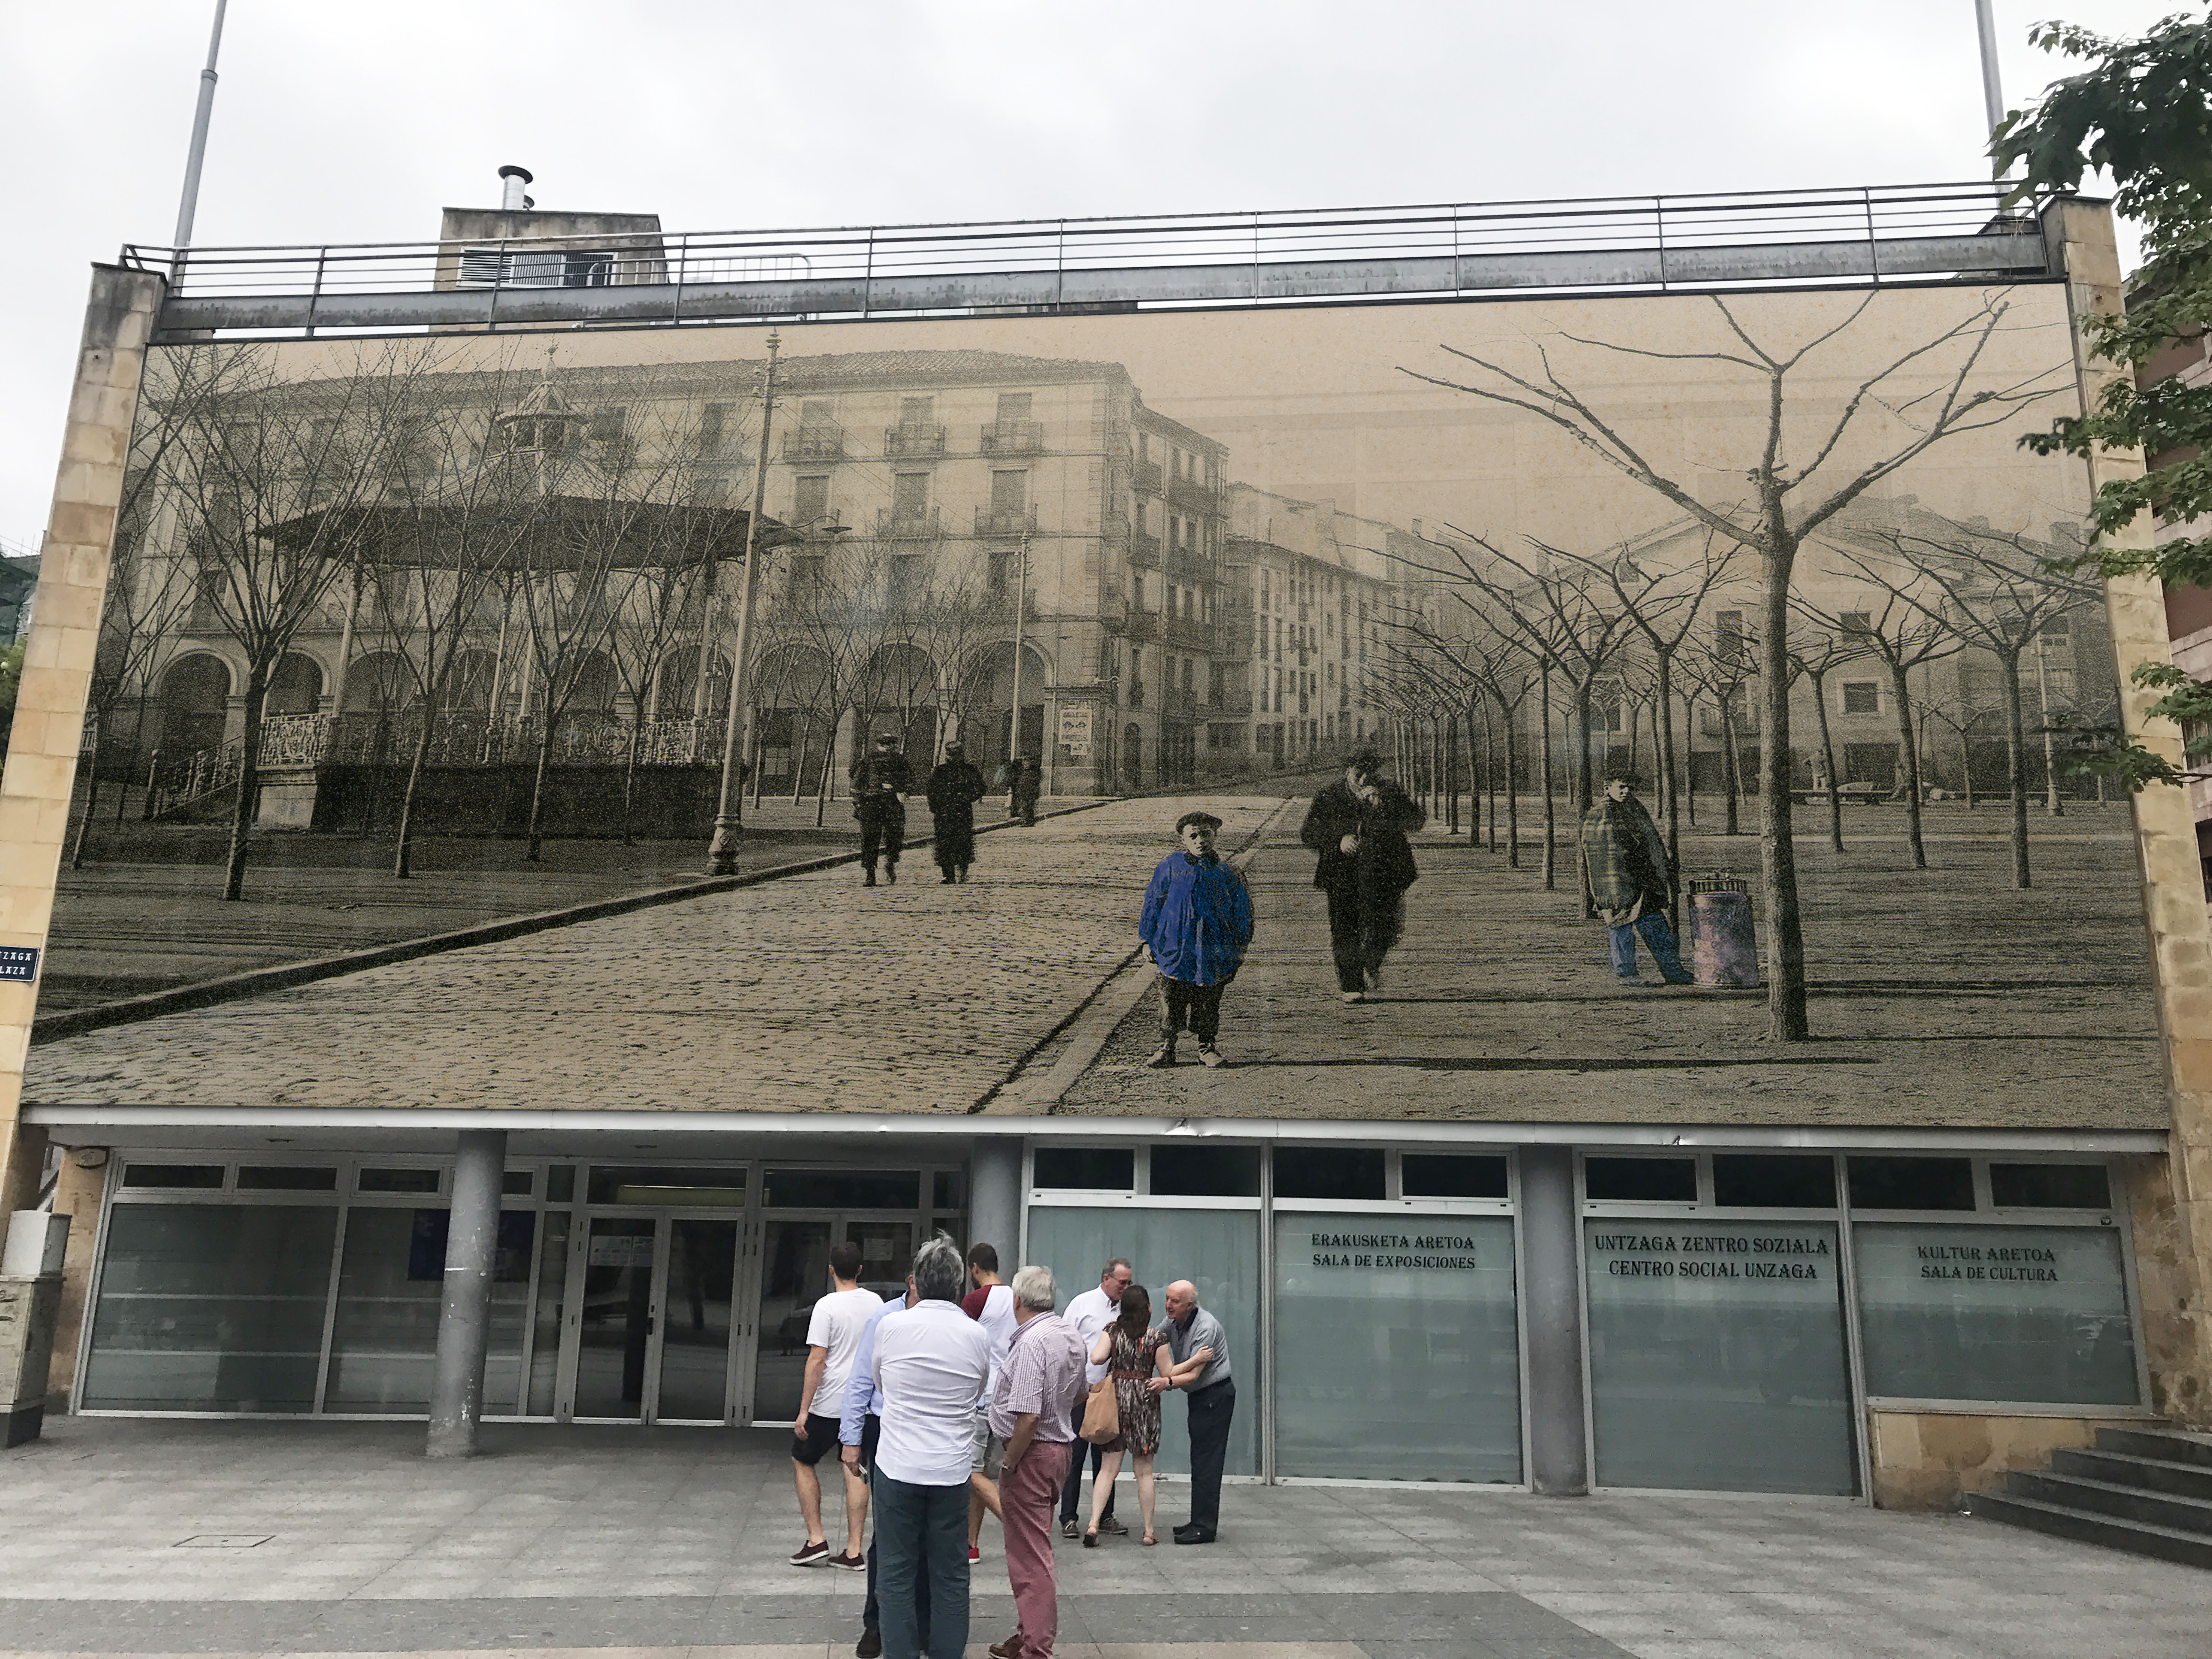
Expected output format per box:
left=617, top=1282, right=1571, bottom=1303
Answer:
left=1609, top=910, right=1690, bottom=982
left=870, top=1470, right=968, bottom=1659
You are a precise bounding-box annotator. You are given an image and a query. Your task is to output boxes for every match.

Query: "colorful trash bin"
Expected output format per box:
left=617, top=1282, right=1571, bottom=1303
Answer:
left=1687, top=874, right=1761, bottom=988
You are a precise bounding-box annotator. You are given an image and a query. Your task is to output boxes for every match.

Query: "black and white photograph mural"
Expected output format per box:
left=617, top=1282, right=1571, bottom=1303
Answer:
left=25, top=282, right=2159, bottom=1134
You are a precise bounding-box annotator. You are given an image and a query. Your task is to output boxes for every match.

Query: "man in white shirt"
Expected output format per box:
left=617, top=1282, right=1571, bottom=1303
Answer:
left=963, top=1241, right=1019, bottom=1564
left=1056, top=1256, right=1130, bottom=1538
left=871, top=1233, right=991, bottom=1659
left=791, top=1239, right=885, bottom=1570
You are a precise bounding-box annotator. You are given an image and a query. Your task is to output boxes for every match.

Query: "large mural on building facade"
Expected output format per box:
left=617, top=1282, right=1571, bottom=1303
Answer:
left=27, top=281, right=2164, bottom=1127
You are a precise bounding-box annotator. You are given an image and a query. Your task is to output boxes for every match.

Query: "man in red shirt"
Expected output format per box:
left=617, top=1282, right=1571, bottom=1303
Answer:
left=961, top=1242, right=1019, bottom=1563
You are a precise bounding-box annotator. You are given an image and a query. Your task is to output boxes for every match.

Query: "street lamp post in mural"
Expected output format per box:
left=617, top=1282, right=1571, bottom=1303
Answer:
left=1007, top=524, right=1031, bottom=786
left=707, top=334, right=782, bottom=877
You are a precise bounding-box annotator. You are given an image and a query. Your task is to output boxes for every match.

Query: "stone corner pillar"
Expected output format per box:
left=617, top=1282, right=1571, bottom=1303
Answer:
left=1, top=265, right=166, bottom=1231
left=426, top=1129, right=508, bottom=1459
left=1519, top=1144, right=1589, bottom=1495
left=967, top=1138, right=1023, bottom=1269
left=2047, top=196, right=2212, bottom=1426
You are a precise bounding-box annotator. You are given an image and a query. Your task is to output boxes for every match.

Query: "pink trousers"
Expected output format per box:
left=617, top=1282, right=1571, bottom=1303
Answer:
left=1000, top=1437, right=1070, bottom=1658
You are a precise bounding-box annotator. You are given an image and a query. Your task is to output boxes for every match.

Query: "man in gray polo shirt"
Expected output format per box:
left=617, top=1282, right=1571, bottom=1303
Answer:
left=1160, top=1279, right=1231, bottom=1544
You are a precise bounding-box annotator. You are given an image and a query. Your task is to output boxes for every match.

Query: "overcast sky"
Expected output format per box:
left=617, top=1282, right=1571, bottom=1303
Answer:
left=0, top=0, right=2181, bottom=554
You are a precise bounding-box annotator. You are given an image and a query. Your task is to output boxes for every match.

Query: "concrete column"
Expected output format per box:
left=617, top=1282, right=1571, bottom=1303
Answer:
left=968, top=1138, right=1023, bottom=1268
left=1, top=266, right=164, bottom=1235
left=426, top=1129, right=507, bottom=1459
left=1519, top=1144, right=1588, bottom=1495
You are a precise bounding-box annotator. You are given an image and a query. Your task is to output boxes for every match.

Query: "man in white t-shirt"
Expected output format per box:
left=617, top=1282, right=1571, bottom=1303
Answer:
left=961, top=1241, right=1020, bottom=1563
left=1057, top=1255, right=1130, bottom=1537
left=791, top=1239, right=885, bottom=1569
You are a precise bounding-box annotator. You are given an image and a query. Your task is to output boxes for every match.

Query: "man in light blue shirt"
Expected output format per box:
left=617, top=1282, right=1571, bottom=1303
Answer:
left=843, top=1278, right=918, bottom=1659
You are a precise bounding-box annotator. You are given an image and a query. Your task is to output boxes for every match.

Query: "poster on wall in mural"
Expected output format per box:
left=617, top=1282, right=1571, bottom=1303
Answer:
left=16, top=279, right=2165, bottom=1138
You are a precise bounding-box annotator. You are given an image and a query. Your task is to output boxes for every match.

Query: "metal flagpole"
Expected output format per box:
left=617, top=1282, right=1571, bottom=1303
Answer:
left=173, top=0, right=230, bottom=250
left=1973, top=0, right=2006, bottom=140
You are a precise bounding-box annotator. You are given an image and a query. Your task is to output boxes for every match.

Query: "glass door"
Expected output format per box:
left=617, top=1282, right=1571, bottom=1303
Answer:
left=574, top=1217, right=657, bottom=1420
left=657, top=1218, right=739, bottom=1422
left=747, top=1216, right=918, bottom=1425
left=753, top=1219, right=833, bottom=1425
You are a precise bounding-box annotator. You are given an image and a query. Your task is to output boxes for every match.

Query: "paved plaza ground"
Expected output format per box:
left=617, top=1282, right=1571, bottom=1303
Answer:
left=0, top=1417, right=2206, bottom=1658
left=37, top=797, right=1020, bottom=1015
left=28, top=786, right=2159, bottom=1130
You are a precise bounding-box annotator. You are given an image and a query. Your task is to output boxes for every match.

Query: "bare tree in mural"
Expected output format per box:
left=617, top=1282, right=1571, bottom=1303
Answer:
left=1794, top=563, right=1963, bottom=871
left=72, top=499, right=197, bottom=867
left=1405, top=292, right=2066, bottom=1039
left=1877, top=522, right=2101, bottom=889
left=1783, top=626, right=1871, bottom=855
left=154, top=340, right=431, bottom=900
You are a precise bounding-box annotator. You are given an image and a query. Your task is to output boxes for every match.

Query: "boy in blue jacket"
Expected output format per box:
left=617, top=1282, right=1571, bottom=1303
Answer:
left=1137, top=811, right=1255, bottom=1069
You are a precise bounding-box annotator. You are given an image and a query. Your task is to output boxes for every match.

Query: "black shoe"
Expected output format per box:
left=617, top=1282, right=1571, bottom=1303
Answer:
left=856, top=1628, right=882, bottom=1659
left=884, top=863, right=897, bottom=884
left=1145, top=1045, right=1176, bottom=1068
left=1172, top=1524, right=1215, bottom=1544
left=940, top=874, right=955, bottom=884
left=863, top=869, right=877, bottom=888
left=1097, top=1514, right=1127, bottom=1535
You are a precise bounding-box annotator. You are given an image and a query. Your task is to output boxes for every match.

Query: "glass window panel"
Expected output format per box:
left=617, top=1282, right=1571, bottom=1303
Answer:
left=545, top=1165, right=577, bottom=1204
left=1274, top=1213, right=1519, bottom=1481
left=324, top=1209, right=531, bottom=1414
left=235, top=1166, right=337, bottom=1192
left=1149, top=1144, right=1260, bottom=1198
left=1026, top=1207, right=1259, bottom=1476
left=81, top=1204, right=336, bottom=1412
left=1585, top=1220, right=1855, bottom=1494
left=1400, top=1154, right=1509, bottom=1199
left=1846, top=1156, right=1974, bottom=1211
left=764, top=1169, right=918, bottom=1209
left=1712, top=1155, right=1836, bottom=1210
left=122, top=1163, right=224, bottom=1190
left=1853, top=1223, right=2138, bottom=1405
left=1032, top=1147, right=1134, bottom=1190
left=358, top=1167, right=441, bottom=1195
left=525, top=1211, right=570, bottom=1416
left=587, top=1166, right=749, bottom=1207
left=933, top=1170, right=966, bottom=1210
left=1585, top=1157, right=1696, bottom=1204
left=1989, top=1163, right=2112, bottom=1211
left=502, top=1169, right=536, bottom=1197
left=1273, top=1148, right=1384, bottom=1202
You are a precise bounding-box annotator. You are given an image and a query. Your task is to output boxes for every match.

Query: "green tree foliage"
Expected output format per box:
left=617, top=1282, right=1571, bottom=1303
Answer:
left=1996, top=11, right=2212, bottom=788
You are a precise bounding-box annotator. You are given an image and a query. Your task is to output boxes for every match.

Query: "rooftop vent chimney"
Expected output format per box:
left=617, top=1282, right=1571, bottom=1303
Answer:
left=498, top=164, right=535, bottom=212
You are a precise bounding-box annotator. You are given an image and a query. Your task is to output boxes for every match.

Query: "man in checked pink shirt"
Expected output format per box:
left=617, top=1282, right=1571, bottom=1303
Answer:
left=983, top=1264, right=1089, bottom=1659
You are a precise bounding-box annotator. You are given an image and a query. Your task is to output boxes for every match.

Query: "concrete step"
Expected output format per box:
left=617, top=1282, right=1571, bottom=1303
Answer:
left=2096, top=1426, right=2212, bottom=1469
left=2054, top=1447, right=2212, bottom=1503
left=2005, top=1469, right=2212, bottom=1537
left=1970, top=1489, right=2212, bottom=1570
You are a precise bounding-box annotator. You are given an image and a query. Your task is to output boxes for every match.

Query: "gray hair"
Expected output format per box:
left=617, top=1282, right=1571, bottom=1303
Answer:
left=1009, top=1263, right=1057, bottom=1311
left=913, top=1232, right=966, bottom=1303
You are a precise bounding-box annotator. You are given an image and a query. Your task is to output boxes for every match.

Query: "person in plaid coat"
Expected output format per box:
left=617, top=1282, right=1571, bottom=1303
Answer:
left=1581, top=771, right=1693, bottom=985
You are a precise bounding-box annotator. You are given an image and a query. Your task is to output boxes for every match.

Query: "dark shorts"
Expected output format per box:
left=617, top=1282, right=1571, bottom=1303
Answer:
left=792, top=1412, right=843, bottom=1467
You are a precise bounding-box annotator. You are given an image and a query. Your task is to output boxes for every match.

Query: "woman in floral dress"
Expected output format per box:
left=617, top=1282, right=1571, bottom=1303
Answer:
left=1084, top=1283, right=1176, bottom=1546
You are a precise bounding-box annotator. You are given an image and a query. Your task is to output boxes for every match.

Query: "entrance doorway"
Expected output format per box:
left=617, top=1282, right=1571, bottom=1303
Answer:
left=570, top=1214, right=740, bottom=1423
left=752, top=1214, right=915, bottom=1424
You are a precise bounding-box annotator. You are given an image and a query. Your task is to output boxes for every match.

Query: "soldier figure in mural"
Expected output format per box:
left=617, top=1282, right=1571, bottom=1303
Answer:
left=1580, top=770, right=1694, bottom=987
left=925, top=741, right=988, bottom=885
left=1299, top=750, right=1425, bottom=1005
left=1005, top=756, right=1042, bottom=827
left=851, top=732, right=913, bottom=889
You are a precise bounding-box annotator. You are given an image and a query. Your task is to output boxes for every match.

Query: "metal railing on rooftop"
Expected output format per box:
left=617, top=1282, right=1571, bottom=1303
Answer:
left=119, top=183, right=2057, bottom=341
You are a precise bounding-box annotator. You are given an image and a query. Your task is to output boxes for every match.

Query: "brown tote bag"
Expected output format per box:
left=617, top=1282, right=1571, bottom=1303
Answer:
left=1079, top=1375, right=1120, bottom=1445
